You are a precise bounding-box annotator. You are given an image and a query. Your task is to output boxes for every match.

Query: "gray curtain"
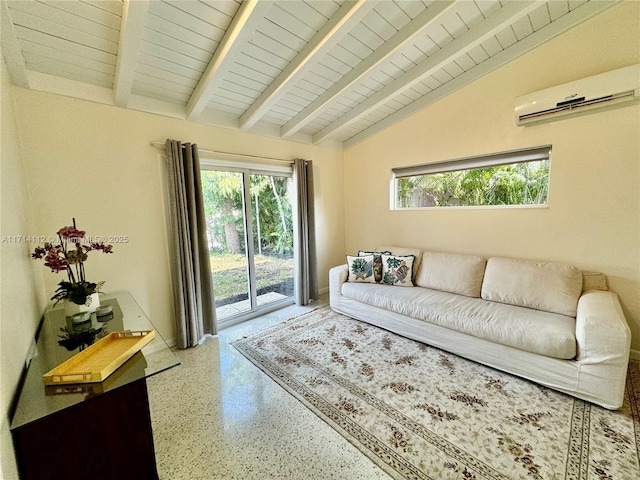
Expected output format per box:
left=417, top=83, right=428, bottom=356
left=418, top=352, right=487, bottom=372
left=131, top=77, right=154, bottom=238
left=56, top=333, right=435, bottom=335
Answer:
left=165, top=139, right=217, bottom=348
left=292, top=158, right=318, bottom=305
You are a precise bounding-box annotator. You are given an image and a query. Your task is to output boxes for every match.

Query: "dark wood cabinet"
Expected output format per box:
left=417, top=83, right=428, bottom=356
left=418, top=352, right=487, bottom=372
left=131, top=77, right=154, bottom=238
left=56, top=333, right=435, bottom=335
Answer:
left=10, top=291, right=179, bottom=480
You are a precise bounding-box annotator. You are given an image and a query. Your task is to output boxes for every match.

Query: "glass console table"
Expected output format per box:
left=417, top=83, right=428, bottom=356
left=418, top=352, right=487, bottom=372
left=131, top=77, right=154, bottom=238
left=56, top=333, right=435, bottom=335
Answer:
left=11, top=290, right=179, bottom=480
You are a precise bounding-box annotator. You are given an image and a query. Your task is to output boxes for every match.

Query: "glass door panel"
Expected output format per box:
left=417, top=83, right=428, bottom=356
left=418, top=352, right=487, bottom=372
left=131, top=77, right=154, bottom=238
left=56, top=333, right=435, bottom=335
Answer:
left=201, top=170, right=251, bottom=319
left=250, top=174, right=294, bottom=308
left=201, top=168, right=294, bottom=324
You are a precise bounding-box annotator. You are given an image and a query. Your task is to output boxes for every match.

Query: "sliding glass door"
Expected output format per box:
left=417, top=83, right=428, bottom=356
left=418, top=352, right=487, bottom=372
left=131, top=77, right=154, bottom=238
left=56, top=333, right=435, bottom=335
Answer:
left=201, top=167, right=294, bottom=325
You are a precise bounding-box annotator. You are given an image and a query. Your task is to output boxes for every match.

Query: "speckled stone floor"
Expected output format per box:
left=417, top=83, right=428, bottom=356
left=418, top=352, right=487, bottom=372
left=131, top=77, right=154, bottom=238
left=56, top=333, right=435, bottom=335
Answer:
left=147, top=294, right=391, bottom=480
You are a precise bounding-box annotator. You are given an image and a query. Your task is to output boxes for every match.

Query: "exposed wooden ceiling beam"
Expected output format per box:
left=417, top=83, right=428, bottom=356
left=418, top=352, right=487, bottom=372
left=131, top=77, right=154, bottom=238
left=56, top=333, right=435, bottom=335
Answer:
left=312, top=0, right=540, bottom=144
left=186, top=0, right=272, bottom=121
left=1, top=1, right=30, bottom=88
left=342, top=0, right=620, bottom=149
left=238, top=0, right=377, bottom=132
left=280, top=0, right=456, bottom=139
left=114, top=0, right=149, bottom=107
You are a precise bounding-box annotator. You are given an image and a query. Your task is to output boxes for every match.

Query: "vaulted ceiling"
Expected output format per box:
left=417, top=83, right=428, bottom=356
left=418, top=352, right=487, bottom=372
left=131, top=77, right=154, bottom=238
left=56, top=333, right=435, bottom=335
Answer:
left=1, top=0, right=617, bottom=149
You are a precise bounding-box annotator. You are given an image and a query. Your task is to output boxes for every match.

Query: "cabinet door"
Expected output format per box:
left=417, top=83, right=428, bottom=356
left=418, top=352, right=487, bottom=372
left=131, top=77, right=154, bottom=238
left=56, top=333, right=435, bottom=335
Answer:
left=12, top=379, right=158, bottom=480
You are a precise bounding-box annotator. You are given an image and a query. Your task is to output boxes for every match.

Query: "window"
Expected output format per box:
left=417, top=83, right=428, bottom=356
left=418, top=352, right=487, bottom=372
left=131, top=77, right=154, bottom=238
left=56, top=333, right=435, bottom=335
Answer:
left=392, top=146, right=551, bottom=209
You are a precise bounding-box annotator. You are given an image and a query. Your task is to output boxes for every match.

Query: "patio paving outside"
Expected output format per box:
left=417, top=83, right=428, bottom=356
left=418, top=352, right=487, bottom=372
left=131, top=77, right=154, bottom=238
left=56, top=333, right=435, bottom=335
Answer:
left=216, top=291, right=289, bottom=320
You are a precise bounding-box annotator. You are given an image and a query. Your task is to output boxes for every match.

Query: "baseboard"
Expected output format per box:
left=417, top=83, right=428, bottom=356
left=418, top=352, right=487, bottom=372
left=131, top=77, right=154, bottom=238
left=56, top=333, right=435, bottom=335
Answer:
left=630, top=349, right=640, bottom=361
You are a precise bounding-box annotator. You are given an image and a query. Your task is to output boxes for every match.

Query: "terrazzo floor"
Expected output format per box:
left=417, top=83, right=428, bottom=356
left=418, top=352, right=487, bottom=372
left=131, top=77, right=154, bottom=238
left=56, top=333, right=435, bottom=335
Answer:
left=146, top=294, right=392, bottom=480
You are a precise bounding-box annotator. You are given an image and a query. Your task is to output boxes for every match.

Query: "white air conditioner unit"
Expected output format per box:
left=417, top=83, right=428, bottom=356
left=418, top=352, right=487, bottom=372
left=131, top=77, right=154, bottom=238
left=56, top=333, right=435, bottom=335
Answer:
left=515, top=64, right=640, bottom=126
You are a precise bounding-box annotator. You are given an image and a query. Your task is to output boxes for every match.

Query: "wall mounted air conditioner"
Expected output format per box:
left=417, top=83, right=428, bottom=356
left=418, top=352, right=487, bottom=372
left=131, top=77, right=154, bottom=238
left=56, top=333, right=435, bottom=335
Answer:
left=515, top=64, right=640, bottom=126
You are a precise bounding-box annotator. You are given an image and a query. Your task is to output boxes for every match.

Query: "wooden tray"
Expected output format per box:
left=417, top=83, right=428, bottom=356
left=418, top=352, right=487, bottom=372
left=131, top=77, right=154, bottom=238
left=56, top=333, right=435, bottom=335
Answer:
left=43, top=330, right=155, bottom=385
left=44, top=351, right=145, bottom=396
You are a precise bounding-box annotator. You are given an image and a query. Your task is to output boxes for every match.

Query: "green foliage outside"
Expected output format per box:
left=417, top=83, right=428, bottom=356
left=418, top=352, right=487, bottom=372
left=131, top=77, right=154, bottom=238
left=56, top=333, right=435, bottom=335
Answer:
left=200, top=170, right=293, bottom=255
left=397, top=160, right=550, bottom=208
left=201, top=170, right=294, bottom=305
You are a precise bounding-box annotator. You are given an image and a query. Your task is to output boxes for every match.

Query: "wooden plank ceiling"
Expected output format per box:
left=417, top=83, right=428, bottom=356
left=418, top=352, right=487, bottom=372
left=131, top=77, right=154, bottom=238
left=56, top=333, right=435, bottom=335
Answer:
left=1, top=0, right=617, bottom=149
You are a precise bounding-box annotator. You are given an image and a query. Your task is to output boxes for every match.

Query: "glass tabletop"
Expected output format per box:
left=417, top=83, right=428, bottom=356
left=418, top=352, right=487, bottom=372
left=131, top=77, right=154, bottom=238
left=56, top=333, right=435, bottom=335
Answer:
left=11, top=290, right=179, bottom=429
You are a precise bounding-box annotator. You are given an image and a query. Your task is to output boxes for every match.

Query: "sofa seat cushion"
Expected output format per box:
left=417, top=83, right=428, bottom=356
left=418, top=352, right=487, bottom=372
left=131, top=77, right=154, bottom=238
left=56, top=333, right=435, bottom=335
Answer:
left=341, top=283, right=576, bottom=359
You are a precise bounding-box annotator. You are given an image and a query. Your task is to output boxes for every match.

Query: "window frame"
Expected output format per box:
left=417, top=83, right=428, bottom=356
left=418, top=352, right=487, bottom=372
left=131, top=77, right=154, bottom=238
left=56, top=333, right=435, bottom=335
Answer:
left=390, top=145, right=552, bottom=210
left=198, top=153, right=294, bottom=328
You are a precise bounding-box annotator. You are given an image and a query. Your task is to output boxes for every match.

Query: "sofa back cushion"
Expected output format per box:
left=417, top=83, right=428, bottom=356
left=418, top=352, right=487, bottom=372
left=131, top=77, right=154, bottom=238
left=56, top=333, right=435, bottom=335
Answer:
left=481, top=257, right=583, bottom=317
left=415, top=251, right=486, bottom=297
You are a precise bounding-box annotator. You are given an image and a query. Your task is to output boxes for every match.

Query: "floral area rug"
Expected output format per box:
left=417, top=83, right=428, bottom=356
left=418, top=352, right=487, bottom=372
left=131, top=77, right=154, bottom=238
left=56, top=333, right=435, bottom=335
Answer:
left=233, top=307, right=640, bottom=480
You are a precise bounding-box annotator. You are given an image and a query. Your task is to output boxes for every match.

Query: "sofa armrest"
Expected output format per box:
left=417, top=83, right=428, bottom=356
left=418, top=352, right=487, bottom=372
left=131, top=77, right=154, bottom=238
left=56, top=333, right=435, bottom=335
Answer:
left=575, top=290, right=631, bottom=364
left=329, top=264, right=348, bottom=308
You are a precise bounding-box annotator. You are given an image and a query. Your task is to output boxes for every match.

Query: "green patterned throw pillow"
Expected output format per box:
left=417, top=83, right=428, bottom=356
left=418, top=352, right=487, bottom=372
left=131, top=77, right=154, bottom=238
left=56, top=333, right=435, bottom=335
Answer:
left=381, top=254, right=415, bottom=287
left=358, top=250, right=391, bottom=283
left=347, top=254, right=376, bottom=283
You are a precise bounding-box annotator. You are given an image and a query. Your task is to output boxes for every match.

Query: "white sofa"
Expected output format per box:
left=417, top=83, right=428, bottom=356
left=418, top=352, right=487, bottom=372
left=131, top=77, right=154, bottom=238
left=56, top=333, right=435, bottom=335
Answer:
left=329, top=246, right=631, bottom=410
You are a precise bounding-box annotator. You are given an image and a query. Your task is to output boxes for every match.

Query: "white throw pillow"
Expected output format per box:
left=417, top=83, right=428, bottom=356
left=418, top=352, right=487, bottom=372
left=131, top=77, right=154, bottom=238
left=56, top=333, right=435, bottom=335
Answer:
left=346, top=254, right=376, bottom=283
left=381, top=254, right=415, bottom=287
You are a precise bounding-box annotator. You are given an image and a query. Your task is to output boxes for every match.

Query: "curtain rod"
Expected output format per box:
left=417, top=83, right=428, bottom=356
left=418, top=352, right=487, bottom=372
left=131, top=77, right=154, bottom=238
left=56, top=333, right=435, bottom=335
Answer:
left=150, top=141, right=293, bottom=164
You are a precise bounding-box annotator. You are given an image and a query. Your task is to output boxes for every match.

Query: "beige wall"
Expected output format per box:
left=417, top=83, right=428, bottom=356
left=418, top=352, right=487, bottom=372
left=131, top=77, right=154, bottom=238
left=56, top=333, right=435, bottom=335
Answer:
left=343, top=3, right=640, bottom=349
left=10, top=89, right=346, bottom=346
left=1, top=57, right=47, bottom=480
